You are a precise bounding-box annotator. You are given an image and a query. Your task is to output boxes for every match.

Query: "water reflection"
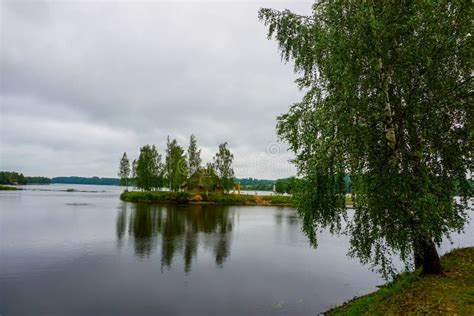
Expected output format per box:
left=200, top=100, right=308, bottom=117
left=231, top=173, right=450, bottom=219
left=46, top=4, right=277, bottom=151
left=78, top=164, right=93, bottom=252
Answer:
left=116, top=204, right=127, bottom=248
left=116, top=203, right=234, bottom=273
left=274, top=208, right=300, bottom=226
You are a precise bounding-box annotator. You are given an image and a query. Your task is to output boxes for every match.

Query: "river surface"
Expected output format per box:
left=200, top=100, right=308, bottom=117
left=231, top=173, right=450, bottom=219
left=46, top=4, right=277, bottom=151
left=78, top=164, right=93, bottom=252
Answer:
left=0, top=184, right=472, bottom=315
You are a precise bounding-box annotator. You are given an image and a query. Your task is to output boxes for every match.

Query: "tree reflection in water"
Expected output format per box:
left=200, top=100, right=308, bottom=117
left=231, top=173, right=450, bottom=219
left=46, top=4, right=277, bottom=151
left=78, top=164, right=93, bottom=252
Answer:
left=116, top=202, right=234, bottom=273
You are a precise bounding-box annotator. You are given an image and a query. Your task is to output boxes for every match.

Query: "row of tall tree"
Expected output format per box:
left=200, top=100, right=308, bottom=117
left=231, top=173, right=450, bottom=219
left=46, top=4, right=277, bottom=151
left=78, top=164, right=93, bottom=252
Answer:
left=118, top=135, right=234, bottom=193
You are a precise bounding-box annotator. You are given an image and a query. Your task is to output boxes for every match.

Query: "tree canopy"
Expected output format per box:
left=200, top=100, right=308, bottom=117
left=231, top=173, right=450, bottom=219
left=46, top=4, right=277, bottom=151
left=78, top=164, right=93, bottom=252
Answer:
left=123, top=136, right=236, bottom=194
left=275, top=177, right=298, bottom=194
left=213, top=142, right=235, bottom=193
left=118, top=152, right=131, bottom=189
left=187, top=134, right=202, bottom=188
left=0, top=171, right=26, bottom=185
left=135, top=145, right=164, bottom=191
left=165, top=137, right=188, bottom=191
left=259, top=1, right=472, bottom=277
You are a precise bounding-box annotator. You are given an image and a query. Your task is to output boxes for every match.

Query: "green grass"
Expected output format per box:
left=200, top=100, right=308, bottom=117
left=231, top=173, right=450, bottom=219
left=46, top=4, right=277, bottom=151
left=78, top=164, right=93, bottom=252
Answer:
left=0, top=185, right=19, bottom=190
left=120, top=191, right=294, bottom=206
left=326, top=247, right=474, bottom=315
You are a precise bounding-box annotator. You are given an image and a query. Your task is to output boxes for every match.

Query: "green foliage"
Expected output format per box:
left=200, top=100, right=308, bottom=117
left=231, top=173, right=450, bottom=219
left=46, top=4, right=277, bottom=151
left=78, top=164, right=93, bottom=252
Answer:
left=187, top=134, right=202, bottom=188
left=121, top=191, right=191, bottom=203
left=0, top=171, right=51, bottom=185
left=275, top=177, right=299, bottom=194
left=0, top=184, right=19, bottom=190
left=264, top=194, right=293, bottom=206
left=201, top=163, right=219, bottom=192
left=125, top=135, right=237, bottom=193
left=52, top=176, right=120, bottom=185
left=236, top=177, right=275, bottom=191
left=25, top=176, right=51, bottom=184
left=165, top=137, right=188, bottom=191
left=118, top=152, right=130, bottom=188
left=260, top=1, right=472, bottom=277
left=136, top=145, right=164, bottom=191
left=213, top=142, right=235, bottom=193
left=0, top=171, right=26, bottom=185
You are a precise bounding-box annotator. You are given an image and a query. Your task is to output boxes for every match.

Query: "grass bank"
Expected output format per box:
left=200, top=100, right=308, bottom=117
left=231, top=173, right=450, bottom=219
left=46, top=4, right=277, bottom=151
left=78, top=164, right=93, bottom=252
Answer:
left=120, top=191, right=293, bottom=206
left=326, top=247, right=474, bottom=315
left=0, top=185, right=19, bottom=190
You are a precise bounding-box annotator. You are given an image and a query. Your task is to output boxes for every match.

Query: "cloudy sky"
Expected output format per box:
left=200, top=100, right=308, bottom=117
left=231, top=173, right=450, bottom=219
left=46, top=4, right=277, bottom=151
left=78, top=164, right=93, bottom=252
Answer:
left=1, top=0, right=312, bottom=179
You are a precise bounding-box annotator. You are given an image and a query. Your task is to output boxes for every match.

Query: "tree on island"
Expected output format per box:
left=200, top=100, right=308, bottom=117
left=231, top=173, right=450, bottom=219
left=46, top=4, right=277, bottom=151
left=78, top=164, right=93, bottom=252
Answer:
left=213, top=142, right=235, bottom=193
left=136, top=145, right=164, bottom=191
left=202, top=162, right=219, bottom=193
left=259, top=2, right=472, bottom=277
left=124, top=136, right=236, bottom=193
left=187, top=134, right=202, bottom=188
left=118, top=152, right=130, bottom=190
left=165, top=137, right=188, bottom=191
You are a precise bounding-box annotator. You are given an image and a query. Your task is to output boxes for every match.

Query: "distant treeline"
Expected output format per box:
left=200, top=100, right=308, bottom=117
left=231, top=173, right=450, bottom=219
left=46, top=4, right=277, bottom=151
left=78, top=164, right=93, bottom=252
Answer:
left=27, top=176, right=52, bottom=184
left=51, top=176, right=121, bottom=186
left=0, top=171, right=51, bottom=185
left=0, top=170, right=296, bottom=192
left=236, top=178, right=275, bottom=191
left=0, top=172, right=120, bottom=186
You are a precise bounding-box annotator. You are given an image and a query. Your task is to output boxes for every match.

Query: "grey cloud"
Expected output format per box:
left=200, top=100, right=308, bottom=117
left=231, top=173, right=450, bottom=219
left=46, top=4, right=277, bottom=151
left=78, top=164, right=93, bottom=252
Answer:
left=1, top=1, right=310, bottom=178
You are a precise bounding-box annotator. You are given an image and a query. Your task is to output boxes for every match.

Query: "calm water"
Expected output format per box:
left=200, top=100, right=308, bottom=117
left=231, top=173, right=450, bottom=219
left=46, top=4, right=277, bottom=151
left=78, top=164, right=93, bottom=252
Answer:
left=1, top=185, right=472, bottom=315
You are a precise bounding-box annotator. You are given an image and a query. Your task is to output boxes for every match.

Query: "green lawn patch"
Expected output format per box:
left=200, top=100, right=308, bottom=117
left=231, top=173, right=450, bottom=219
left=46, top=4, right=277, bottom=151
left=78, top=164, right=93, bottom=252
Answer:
left=0, top=185, right=19, bottom=191
left=326, top=247, right=474, bottom=315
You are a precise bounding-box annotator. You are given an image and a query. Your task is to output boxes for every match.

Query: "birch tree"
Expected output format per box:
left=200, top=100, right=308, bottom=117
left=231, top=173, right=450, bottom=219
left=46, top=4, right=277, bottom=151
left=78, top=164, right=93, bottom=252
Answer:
left=259, top=1, right=472, bottom=277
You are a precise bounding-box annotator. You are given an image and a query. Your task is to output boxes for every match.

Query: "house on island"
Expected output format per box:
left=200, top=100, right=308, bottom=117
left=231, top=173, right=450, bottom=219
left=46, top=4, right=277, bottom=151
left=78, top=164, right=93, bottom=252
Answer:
left=179, top=172, right=224, bottom=193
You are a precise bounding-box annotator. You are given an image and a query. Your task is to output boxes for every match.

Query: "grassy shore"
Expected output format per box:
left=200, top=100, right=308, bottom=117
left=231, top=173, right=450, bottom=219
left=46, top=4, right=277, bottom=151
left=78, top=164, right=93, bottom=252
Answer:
left=326, top=247, right=474, bottom=315
left=120, top=191, right=293, bottom=206
left=0, top=185, right=19, bottom=190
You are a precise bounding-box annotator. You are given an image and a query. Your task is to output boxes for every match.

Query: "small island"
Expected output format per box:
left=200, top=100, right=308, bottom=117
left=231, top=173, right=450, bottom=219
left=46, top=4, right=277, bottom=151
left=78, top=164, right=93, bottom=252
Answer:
left=120, top=191, right=293, bottom=206
left=118, top=135, right=294, bottom=206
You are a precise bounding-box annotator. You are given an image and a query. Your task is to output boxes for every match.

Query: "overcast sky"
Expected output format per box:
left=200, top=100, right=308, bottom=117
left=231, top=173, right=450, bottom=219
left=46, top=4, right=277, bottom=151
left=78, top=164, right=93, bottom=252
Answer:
left=0, top=0, right=312, bottom=179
